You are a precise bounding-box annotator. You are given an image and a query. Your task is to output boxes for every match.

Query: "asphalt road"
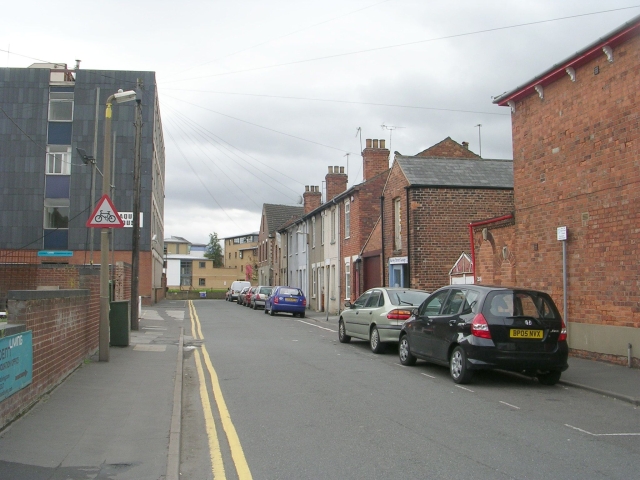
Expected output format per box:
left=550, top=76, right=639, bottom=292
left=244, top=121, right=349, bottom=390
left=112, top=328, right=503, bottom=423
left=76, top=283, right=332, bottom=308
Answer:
left=181, top=300, right=640, bottom=480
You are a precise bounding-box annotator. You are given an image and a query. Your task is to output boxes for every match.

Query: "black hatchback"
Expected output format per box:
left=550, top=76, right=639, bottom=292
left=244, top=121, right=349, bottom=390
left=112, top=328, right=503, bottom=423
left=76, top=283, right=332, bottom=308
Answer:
left=399, top=285, right=568, bottom=385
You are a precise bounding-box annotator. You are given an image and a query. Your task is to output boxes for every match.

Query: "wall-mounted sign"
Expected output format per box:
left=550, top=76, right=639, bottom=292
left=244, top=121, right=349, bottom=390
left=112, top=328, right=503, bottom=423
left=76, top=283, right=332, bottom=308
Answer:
left=37, top=250, right=73, bottom=257
left=118, top=212, right=144, bottom=228
left=0, top=331, right=33, bottom=403
left=389, top=256, right=408, bottom=265
left=557, top=226, right=567, bottom=241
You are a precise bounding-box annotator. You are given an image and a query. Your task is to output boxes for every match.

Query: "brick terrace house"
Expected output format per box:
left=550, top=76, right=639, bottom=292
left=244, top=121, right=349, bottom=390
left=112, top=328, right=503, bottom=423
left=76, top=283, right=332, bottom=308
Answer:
left=257, top=204, right=303, bottom=286
left=381, top=137, right=514, bottom=291
left=337, top=139, right=390, bottom=303
left=490, top=14, right=640, bottom=365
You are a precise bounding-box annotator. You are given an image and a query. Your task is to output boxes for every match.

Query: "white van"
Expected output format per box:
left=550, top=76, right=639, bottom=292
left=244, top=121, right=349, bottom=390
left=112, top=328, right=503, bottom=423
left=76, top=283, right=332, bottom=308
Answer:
left=227, top=281, right=251, bottom=302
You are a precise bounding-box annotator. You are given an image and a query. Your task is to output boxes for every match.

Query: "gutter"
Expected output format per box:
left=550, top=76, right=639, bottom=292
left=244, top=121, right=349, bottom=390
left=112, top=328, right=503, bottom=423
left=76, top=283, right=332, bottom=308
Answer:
left=468, top=214, right=514, bottom=282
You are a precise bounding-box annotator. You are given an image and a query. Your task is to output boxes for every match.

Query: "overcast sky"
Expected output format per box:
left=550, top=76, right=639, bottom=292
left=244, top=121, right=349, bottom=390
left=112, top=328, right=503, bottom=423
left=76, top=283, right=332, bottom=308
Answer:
left=2, top=1, right=639, bottom=244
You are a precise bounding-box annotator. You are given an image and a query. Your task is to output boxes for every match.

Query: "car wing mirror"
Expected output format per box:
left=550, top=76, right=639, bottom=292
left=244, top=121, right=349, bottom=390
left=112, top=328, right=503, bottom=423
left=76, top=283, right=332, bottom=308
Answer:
left=411, top=308, right=419, bottom=317
left=344, top=300, right=352, bottom=308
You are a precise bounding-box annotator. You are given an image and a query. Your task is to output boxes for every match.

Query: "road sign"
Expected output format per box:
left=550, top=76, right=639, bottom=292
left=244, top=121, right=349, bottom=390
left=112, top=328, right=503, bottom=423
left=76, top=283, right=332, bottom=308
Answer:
left=118, top=212, right=143, bottom=228
left=86, top=194, right=125, bottom=228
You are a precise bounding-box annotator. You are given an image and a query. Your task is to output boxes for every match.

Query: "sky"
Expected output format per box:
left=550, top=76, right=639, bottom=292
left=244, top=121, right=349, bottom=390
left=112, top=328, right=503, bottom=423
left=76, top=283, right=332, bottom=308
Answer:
left=2, top=1, right=639, bottom=244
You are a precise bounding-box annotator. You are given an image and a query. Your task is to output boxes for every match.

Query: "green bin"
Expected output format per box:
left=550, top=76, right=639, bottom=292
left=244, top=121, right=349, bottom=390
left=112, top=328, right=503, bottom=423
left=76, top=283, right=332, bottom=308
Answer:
left=109, top=300, right=131, bottom=346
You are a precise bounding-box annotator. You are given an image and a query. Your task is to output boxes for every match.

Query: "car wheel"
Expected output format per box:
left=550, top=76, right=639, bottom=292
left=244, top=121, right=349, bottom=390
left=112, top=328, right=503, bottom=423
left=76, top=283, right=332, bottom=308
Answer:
left=338, top=319, right=351, bottom=343
left=252, top=302, right=256, bottom=310
left=399, top=334, right=417, bottom=366
left=300, top=311, right=305, bottom=318
left=537, top=371, right=561, bottom=386
left=269, top=307, right=275, bottom=316
left=370, top=326, right=385, bottom=354
left=264, top=307, right=268, bottom=314
left=450, top=346, right=473, bottom=384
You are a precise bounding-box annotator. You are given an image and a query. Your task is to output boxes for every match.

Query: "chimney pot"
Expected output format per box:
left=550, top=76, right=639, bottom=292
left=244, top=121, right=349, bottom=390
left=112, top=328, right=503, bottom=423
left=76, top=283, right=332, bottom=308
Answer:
left=305, top=185, right=310, bottom=192
left=373, top=139, right=379, bottom=148
left=366, top=139, right=372, bottom=148
left=380, top=139, right=385, bottom=149
left=462, top=141, right=469, bottom=149
left=328, top=166, right=333, bottom=174
left=340, top=166, right=345, bottom=174
left=334, top=165, right=339, bottom=172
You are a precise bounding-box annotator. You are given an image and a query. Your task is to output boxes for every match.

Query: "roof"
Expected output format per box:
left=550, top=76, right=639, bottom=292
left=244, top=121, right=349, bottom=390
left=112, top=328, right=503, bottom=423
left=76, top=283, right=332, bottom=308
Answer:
left=414, top=137, right=479, bottom=159
left=396, top=155, right=513, bottom=189
left=494, top=14, right=640, bottom=106
left=166, top=254, right=208, bottom=261
left=223, top=232, right=259, bottom=240
left=263, top=204, right=304, bottom=235
left=164, top=236, right=190, bottom=244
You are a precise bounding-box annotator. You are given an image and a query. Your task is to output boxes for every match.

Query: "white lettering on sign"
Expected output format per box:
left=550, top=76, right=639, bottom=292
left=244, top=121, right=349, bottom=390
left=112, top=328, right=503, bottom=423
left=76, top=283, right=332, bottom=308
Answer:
left=118, top=212, right=144, bottom=228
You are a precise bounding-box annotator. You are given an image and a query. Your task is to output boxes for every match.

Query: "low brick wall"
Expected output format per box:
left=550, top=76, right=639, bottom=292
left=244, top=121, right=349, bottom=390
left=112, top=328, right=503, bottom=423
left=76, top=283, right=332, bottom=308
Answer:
left=0, top=279, right=100, bottom=429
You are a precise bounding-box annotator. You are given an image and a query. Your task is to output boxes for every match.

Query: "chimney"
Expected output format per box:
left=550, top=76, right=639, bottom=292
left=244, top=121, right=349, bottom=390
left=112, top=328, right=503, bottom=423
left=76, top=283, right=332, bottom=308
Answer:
left=462, top=141, right=469, bottom=149
left=303, top=185, right=322, bottom=214
left=362, top=138, right=391, bottom=182
left=326, top=165, right=348, bottom=201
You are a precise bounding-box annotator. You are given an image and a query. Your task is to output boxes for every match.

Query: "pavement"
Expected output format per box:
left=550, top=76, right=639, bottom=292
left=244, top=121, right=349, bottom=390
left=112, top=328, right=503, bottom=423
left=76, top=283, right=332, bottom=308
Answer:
left=0, top=300, right=637, bottom=479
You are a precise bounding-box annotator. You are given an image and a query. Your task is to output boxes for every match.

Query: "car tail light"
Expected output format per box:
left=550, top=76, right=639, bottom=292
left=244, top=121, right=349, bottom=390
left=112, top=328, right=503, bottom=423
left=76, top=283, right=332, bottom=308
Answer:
left=387, top=309, right=412, bottom=321
left=559, top=319, right=567, bottom=341
left=471, top=313, right=492, bottom=339
left=274, top=297, right=279, bottom=304
left=302, top=298, right=307, bottom=307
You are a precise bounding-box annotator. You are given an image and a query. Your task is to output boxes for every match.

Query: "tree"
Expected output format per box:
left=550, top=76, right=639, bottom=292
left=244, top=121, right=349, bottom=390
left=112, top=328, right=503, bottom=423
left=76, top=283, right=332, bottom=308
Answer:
left=205, top=232, right=224, bottom=267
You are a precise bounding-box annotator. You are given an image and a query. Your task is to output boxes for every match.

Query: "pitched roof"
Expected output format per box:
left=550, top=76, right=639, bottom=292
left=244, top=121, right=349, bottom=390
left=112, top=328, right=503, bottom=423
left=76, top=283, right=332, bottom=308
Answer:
left=164, top=236, right=190, bottom=244
left=396, top=155, right=513, bottom=189
left=263, top=204, right=304, bottom=235
left=414, top=137, right=479, bottom=159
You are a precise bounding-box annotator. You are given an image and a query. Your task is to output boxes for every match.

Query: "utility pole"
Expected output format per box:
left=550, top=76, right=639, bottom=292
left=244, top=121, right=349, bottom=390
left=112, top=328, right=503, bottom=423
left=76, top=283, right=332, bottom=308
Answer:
left=90, top=87, right=100, bottom=264
left=476, top=124, right=482, bottom=157
left=131, top=79, right=143, bottom=331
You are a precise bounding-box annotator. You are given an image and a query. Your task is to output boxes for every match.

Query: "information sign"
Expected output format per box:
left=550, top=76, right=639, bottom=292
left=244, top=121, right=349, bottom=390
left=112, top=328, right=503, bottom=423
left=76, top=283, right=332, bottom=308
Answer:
left=0, top=331, right=33, bottom=403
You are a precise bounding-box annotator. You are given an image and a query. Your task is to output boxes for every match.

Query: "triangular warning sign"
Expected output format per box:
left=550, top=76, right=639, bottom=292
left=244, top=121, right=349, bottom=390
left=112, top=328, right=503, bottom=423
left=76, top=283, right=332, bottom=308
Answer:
left=86, top=194, right=125, bottom=228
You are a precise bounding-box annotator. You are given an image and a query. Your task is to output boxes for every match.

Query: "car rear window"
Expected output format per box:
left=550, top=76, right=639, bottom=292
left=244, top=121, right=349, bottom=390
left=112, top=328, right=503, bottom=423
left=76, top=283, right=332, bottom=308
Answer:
left=259, top=287, right=272, bottom=295
left=279, top=287, right=302, bottom=296
left=486, top=291, right=558, bottom=319
left=389, top=290, right=430, bottom=306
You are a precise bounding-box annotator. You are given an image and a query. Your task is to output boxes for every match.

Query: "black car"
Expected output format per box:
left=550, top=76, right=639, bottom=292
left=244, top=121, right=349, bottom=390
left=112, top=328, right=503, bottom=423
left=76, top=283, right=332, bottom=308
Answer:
left=399, top=285, right=568, bottom=385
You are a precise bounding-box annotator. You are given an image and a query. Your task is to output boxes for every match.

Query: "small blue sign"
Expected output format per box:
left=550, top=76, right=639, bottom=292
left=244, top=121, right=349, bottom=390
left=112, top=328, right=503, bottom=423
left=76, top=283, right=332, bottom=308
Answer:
left=37, top=250, right=74, bottom=257
left=0, top=331, right=33, bottom=403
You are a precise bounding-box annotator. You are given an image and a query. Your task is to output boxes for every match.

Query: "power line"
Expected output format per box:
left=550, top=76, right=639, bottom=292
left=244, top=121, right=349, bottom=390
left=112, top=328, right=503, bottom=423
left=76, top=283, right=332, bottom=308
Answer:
left=163, top=6, right=640, bottom=83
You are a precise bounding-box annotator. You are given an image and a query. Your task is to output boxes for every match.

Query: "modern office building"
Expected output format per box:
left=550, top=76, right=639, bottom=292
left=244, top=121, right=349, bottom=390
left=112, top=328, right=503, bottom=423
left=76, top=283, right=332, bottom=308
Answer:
left=0, top=63, right=165, bottom=304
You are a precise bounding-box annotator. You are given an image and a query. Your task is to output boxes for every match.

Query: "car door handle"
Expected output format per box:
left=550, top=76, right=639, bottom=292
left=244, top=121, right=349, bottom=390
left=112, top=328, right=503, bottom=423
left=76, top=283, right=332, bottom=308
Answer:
left=449, top=320, right=457, bottom=326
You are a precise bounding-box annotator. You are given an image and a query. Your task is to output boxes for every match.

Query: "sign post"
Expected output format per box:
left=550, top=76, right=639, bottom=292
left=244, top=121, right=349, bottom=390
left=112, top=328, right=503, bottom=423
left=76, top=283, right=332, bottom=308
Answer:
left=557, top=226, right=568, bottom=332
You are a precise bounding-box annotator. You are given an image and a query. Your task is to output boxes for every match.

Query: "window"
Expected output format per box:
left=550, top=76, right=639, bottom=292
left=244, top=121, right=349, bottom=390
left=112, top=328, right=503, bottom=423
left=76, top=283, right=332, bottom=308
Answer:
left=344, top=201, right=350, bottom=238
left=330, top=209, right=336, bottom=243
left=344, top=259, right=351, bottom=300
left=235, top=252, right=237, bottom=258
left=419, top=290, right=451, bottom=317
left=199, top=262, right=206, bottom=268
left=48, top=91, right=74, bottom=121
left=239, top=251, right=243, bottom=259
left=44, top=199, right=69, bottom=228
left=394, top=198, right=402, bottom=250
left=312, top=217, right=316, bottom=248
left=229, top=252, right=231, bottom=259
left=199, top=278, right=206, bottom=286
left=46, top=145, right=71, bottom=174
left=365, top=290, right=383, bottom=308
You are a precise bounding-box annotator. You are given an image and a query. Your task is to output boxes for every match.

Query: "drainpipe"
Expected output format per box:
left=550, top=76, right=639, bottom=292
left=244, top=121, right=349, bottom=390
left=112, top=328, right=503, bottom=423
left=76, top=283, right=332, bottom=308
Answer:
left=468, top=213, right=514, bottom=282
left=380, top=195, right=385, bottom=287
left=406, top=187, right=411, bottom=288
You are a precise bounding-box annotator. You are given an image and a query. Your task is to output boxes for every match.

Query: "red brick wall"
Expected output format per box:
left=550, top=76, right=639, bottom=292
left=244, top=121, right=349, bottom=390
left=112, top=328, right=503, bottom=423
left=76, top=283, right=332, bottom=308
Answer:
left=473, top=222, right=516, bottom=286
left=509, top=33, right=640, bottom=328
left=0, top=271, right=100, bottom=428
left=416, top=137, right=480, bottom=158
left=326, top=167, right=348, bottom=201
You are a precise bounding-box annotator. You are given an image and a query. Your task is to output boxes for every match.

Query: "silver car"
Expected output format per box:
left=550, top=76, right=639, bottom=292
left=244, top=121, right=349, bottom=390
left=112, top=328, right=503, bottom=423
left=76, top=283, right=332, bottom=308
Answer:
left=339, top=288, right=430, bottom=353
left=251, top=286, right=273, bottom=310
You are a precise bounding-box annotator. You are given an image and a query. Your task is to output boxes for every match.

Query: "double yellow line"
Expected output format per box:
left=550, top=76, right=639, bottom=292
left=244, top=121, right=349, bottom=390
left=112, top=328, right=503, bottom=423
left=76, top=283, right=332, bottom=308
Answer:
left=188, top=300, right=252, bottom=480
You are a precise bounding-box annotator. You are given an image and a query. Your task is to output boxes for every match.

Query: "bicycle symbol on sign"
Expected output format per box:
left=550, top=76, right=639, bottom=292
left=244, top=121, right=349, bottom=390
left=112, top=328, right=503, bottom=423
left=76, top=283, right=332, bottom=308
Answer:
left=94, top=210, right=117, bottom=223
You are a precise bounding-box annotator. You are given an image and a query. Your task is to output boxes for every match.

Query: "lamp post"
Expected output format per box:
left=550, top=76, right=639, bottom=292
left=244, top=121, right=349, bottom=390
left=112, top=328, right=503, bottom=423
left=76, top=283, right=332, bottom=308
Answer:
left=99, top=89, right=137, bottom=362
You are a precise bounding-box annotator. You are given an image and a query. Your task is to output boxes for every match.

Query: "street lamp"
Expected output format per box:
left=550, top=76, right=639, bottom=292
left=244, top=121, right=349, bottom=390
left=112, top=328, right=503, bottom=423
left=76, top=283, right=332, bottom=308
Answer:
left=99, top=89, right=137, bottom=362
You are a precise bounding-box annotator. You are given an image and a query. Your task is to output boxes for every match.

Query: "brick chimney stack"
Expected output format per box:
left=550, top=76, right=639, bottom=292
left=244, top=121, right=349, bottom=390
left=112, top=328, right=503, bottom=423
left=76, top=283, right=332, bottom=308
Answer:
left=303, top=185, right=322, bottom=214
left=325, top=166, right=348, bottom=201
left=362, top=138, right=390, bottom=181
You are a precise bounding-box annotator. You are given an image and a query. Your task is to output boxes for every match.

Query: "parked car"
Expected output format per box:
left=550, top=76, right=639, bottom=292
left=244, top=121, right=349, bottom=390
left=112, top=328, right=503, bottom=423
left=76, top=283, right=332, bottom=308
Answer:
left=251, top=286, right=273, bottom=310
left=245, top=286, right=259, bottom=307
left=338, top=288, right=430, bottom=353
left=237, top=286, right=251, bottom=306
left=227, top=280, right=251, bottom=302
left=264, top=286, right=306, bottom=317
left=398, top=285, right=568, bottom=385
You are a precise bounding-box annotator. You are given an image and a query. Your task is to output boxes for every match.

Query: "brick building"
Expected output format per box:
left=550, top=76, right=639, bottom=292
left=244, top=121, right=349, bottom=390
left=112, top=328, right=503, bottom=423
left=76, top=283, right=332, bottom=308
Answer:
left=492, top=15, right=640, bottom=365
left=257, top=204, right=303, bottom=286
left=381, top=138, right=514, bottom=291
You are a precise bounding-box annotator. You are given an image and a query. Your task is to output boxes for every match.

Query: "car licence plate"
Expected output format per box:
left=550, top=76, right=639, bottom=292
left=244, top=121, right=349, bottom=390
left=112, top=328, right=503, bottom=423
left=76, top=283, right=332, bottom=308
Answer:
left=284, top=297, right=298, bottom=303
left=510, top=329, right=543, bottom=339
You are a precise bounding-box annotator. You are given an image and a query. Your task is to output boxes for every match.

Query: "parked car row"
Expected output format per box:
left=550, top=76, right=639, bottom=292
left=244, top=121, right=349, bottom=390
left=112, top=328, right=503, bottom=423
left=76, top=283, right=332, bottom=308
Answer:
left=236, top=286, right=274, bottom=310
left=231, top=285, right=307, bottom=317
left=339, top=285, right=569, bottom=386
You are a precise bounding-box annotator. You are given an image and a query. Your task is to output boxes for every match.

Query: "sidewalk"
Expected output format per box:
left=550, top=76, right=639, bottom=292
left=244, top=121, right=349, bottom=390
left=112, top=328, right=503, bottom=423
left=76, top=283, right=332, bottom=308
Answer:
left=0, top=300, right=186, bottom=480
left=304, top=310, right=640, bottom=406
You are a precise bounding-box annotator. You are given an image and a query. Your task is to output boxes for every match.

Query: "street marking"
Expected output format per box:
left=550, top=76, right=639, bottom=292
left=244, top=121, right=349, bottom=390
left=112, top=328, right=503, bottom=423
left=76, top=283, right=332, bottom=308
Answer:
left=499, top=401, right=521, bottom=410
left=190, top=301, right=253, bottom=480
left=455, top=385, right=475, bottom=393
left=421, top=373, right=436, bottom=379
left=194, top=348, right=226, bottom=479
left=133, top=344, right=166, bottom=352
left=565, top=424, right=640, bottom=436
left=295, top=319, right=335, bottom=332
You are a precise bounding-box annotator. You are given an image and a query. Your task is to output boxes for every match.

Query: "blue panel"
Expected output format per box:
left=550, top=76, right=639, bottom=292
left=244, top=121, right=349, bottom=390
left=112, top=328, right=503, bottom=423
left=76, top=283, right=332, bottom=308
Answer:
left=45, top=175, right=70, bottom=198
left=47, top=122, right=72, bottom=145
left=0, top=331, right=33, bottom=403
left=43, top=229, right=68, bottom=249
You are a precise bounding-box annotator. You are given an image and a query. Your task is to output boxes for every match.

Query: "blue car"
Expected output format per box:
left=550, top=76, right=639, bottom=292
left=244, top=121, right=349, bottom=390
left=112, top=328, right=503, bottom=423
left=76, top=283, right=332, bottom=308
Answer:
left=264, top=286, right=306, bottom=318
